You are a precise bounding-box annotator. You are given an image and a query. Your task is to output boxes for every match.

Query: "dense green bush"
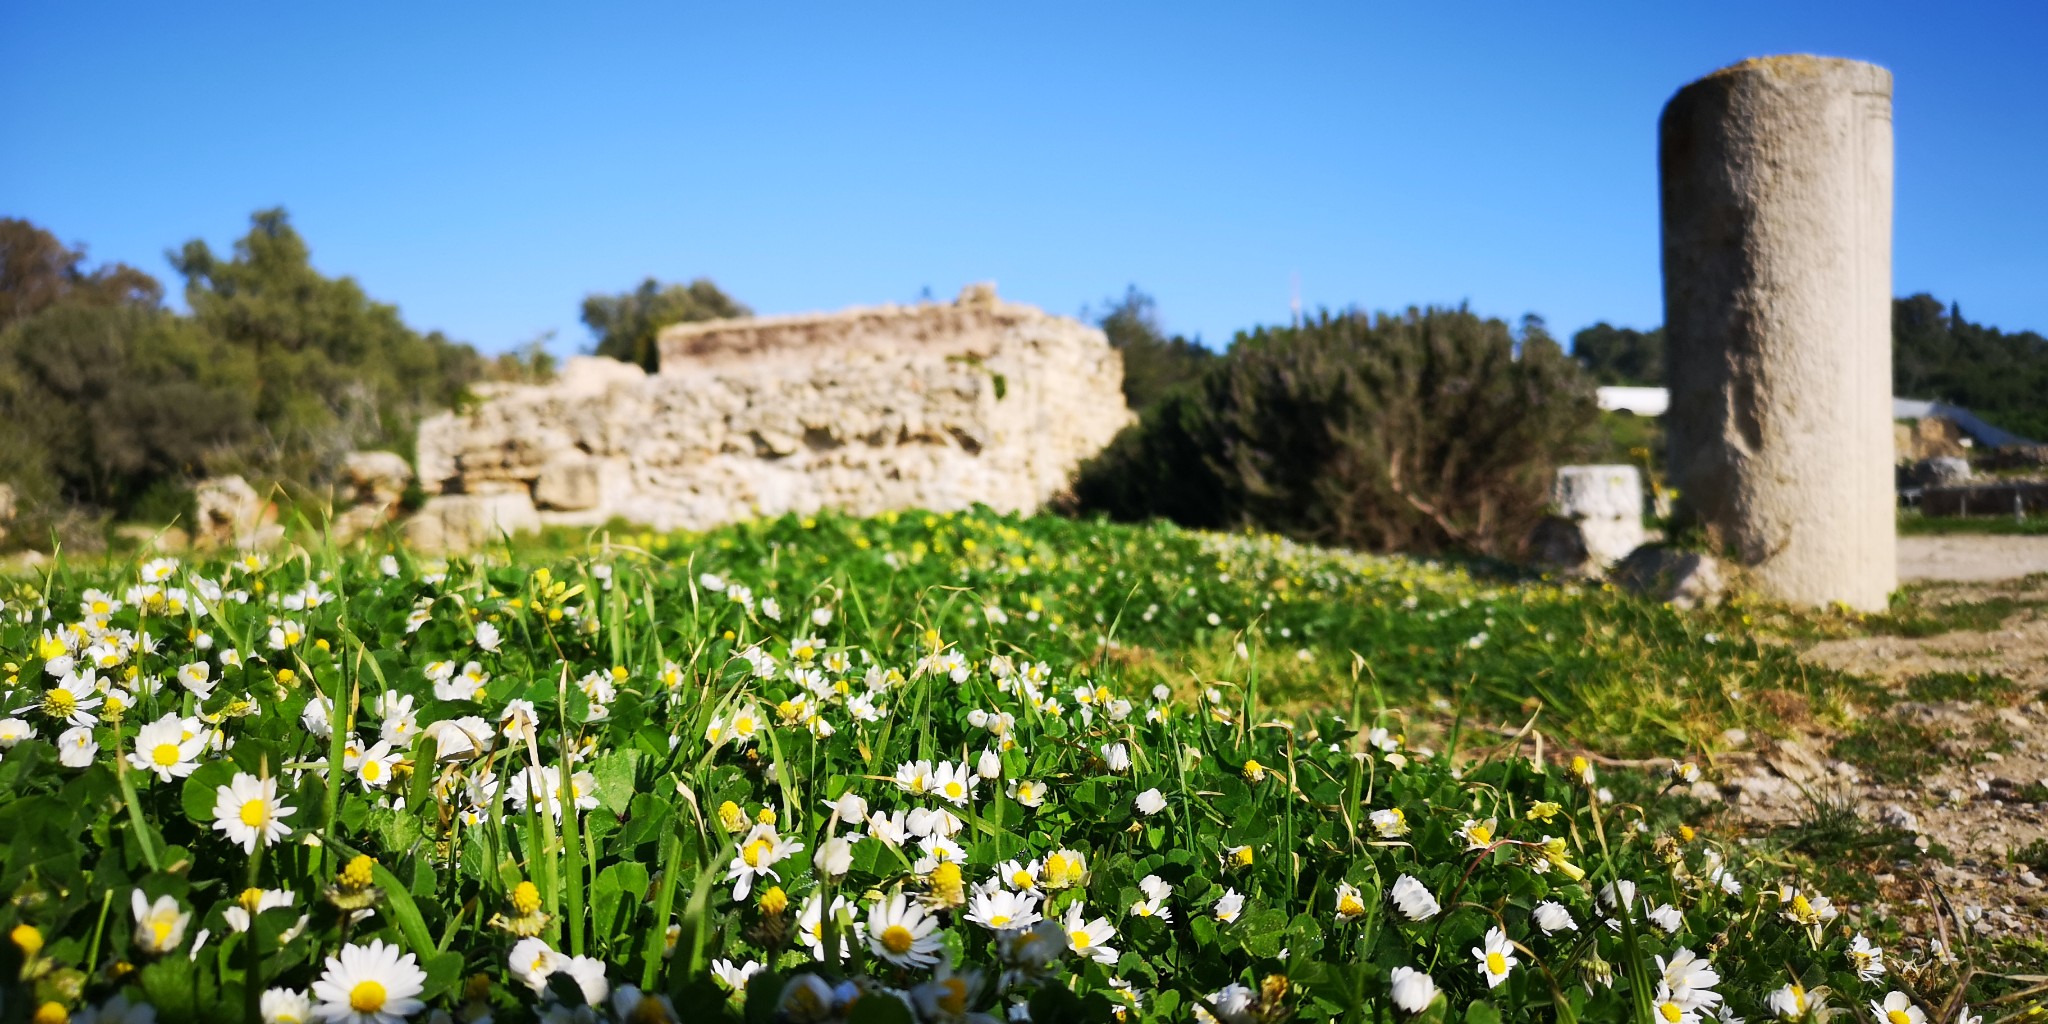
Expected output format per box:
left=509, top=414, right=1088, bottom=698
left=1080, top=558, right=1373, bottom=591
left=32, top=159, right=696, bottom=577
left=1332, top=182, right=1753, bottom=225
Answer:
left=1075, top=307, right=1598, bottom=556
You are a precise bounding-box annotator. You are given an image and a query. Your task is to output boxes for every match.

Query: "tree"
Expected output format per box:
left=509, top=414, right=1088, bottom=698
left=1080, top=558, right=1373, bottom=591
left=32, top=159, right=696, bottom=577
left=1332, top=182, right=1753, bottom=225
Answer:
left=0, top=217, right=161, bottom=331
left=1091, top=286, right=1214, bottom=415
left=169, top=208, right=484, bottom=479
left=1570, top=322, right=1664, bottom=386
left=582, top=277, right=749, bottom=371
left=1075, top=306, right=1598, bottom=555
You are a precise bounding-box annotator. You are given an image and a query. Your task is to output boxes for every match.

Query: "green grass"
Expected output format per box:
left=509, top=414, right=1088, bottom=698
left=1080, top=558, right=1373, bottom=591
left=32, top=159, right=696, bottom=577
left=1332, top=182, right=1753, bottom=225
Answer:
left=1897, top=511, right=2048, bottom=536
left=0, top=510, right=1963, bottom=1020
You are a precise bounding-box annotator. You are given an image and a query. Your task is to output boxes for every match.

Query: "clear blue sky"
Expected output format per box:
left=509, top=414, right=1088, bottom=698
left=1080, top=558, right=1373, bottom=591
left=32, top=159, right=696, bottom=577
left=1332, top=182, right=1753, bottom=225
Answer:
left=5, top=2, right=2044, bottom=355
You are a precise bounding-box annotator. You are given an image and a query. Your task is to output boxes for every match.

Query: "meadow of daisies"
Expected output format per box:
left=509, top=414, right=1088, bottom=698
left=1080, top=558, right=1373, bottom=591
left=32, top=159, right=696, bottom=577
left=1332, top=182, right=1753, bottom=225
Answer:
left=0, top=511, right=1953, bottom=1023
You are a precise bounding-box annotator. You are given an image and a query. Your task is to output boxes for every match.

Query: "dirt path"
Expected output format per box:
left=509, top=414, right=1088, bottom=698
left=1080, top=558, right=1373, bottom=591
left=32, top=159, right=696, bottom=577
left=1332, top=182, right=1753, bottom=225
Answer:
left=1724, top=559, right=2048, bottom=955
left=1899, top=534, right=2048, bottom=582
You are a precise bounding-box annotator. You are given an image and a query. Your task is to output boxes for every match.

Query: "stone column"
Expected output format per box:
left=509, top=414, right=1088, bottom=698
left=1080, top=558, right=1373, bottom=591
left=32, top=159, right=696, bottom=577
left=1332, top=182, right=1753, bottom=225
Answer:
left=1660, top=56, right=1896, bottom=610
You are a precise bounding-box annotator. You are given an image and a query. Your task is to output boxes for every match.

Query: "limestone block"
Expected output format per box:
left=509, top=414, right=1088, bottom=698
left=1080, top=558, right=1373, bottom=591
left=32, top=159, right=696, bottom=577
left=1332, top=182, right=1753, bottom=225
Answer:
left=194, top=476, right=263, bottom=550
left=1661, top=55, right=1897, bottom=610
left=404, top=492, right=543, bottom=554
left=1910, top=456, right=1971, bottom=488
left=331, top=503, right=398, bottom=545
left=343, top=451, right=414, bottom=505
left=534, top=457, right=627, bottom=512
left=1545, top=465, right=1647, bottom=569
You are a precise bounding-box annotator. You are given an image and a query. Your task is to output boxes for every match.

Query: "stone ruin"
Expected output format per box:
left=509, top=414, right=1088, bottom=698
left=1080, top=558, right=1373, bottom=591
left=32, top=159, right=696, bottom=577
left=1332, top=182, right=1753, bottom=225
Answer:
left=406, top=284, right=1133, bottom=551
left=1661, top=55, right=1898, bottom=611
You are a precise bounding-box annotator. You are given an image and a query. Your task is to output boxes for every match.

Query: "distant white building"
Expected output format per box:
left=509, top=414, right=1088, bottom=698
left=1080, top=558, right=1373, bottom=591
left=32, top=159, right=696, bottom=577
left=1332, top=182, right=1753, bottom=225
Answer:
left=1595, top=386, right=2036, bottom=446
left=1595, top=386, right=1669, bottom=416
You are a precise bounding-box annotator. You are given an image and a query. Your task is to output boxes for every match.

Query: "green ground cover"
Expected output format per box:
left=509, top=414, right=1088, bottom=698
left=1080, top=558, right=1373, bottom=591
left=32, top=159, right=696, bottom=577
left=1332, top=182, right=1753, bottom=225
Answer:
left=0, top=511, right=1948, bottom=1021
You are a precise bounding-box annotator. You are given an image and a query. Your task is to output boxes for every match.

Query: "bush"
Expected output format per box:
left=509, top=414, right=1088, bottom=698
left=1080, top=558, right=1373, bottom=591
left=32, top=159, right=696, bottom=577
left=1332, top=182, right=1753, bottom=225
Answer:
left=1075, top=307, right=1598, bottom=556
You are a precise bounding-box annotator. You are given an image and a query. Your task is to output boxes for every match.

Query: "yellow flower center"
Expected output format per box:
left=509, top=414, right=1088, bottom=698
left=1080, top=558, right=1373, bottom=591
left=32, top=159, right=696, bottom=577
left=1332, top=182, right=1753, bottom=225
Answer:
left=151, top=919, right=173, bottom=947
left=363, top=760, right=383, bottom=781
left=511, top=881, right=541, bottom=916
left=1888, top=1013, right=1912, bottom=1024
left=1469, top=824, right=1494, bottom=845
left=1486, top=952, right=1507, bottom=975
left=1070, top=929, right=1090, bottom=949
left=1012, top=870, right=1033, bottom=888
left=937, top=978, right=968, bottom=1015
left=743, top=839, right=771, bottom=867
left=239, top=888, right=266, bottom=912
left=152, top=743, right=182, bottom=767
left=988, top=913, right=1010, bottom=926
left=34, top=1002, right=67, bottom=1024
left=239, top=799, right=270, bottom=827
left=1660, top=1003, right=1683, bottom=1023
left=349, top=980, right=387, bottom=1013
left=1337, top=893, right=1365, bottom=916
left=44, top=688, right=76, bottom=716
left=880, top=924, right=914, bottom=955
left=944, top=782, right=964, bottom=799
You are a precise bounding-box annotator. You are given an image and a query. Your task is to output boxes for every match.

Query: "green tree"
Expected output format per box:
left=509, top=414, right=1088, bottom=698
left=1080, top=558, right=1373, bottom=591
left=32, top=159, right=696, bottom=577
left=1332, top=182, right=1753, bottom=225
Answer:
left=1091, top=286, right=1214, bottom=415
left=1076, top=306, right=1597, bottom=555
left=0, top=217, right=161, bottom=331
left=1570, top=322, right=1665, bottom=386
left=169, top=208, right=484, bottom=479
left=582, top=277, right=749, bottom=371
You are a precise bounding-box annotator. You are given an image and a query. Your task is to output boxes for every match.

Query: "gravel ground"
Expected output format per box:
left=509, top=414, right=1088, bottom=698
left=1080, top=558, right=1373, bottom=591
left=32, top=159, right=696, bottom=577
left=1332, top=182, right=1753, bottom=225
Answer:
left=1899, top=534, right=2048, bottom=582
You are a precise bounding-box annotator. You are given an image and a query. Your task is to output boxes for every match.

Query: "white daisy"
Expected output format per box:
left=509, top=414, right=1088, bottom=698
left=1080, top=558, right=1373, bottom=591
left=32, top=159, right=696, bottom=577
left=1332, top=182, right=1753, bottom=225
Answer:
left=309, top=938, right=426, bottom=1024
left=866, top=892, right=944, bottom=968
left=131, top=889, right=190, bottom=955
left=1472, top=927, right=1518, bottom=989
left=211, top=772, right=296, bottom=853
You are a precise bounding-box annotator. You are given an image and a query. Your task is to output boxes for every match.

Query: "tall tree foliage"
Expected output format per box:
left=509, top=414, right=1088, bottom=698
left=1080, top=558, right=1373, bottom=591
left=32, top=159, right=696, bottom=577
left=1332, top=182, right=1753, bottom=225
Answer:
left=582, top=277, right=748, bottom=371
left=1092, top=286, right=1214, bottom=415
left=1076, top=307, right=1598, bottom=555
left=170, top=209, right=484, bottom=479
left=1570, top=322, right=1665, bottom=386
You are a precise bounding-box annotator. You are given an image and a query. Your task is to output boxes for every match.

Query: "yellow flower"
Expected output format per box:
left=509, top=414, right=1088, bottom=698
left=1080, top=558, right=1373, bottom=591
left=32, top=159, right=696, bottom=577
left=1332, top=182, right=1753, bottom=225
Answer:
left=34, top=1003, right=66, bottom=1024
left=1242, top=759, right=1268, bottom=782
left=11, top=923, right=43, bottom=958
left=927, top=862, right=965, bottom=907
left=510, top=881, right=541, bottom=916
left=1228, top=845, right=1255, bottom=869
left=716, top=801, right=747, bottom=833
left=1525, top=801, right=1563, bottom=823
left=759, top=886, right=789, bottom=915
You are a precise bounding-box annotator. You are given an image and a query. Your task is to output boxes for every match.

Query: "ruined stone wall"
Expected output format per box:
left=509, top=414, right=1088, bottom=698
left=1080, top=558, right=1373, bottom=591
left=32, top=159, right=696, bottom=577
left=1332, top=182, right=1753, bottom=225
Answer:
left=411, top=285, right=1133, bottom=544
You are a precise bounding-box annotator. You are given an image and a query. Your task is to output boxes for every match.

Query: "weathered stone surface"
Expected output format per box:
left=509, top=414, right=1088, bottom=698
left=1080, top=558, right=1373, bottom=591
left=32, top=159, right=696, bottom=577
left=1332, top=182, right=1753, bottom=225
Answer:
left=1611, top=546, right=1726, bottom=609
left=331, top=503, right=398, bottom=545
left=403, top=492, right=543, bottom=553
left=344, top=451, right=415, bottom=505
left=1549, top=465, right=1646, bottom=569
left=1661, top=55, right=1897, bottom=610
left=415, top=285, right=1133, bottom=536
left=0, top=482, right=13, bottom=543
left=1526, top=516, right=1593, bottom=575
left=193, top=476, right=265, bottom=550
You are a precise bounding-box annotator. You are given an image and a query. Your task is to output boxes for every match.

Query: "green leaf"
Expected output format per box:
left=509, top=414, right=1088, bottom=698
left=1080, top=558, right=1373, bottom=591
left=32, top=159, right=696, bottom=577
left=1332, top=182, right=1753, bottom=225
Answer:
left=181, top=760, right=238, bottom=825
left=591, top=861, right=651, bottom=955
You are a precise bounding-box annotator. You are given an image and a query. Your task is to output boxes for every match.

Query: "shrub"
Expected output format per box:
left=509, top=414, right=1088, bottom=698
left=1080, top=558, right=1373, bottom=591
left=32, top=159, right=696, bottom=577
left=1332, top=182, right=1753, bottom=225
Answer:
left=1075, top=307, right=1598, bottom=556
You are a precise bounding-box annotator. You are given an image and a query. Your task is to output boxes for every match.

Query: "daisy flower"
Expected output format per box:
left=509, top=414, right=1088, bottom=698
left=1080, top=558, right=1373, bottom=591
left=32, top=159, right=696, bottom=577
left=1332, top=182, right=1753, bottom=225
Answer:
left=965, top=888, right=1041, bottom=931
left=726, top=824, right=801, bottom=901
left=1869, top=992, right=1925, bottom=1024
left=39, top=672, right=103, bottom=727
left=309, top=938, right=426, bottom=1024
left=1472, top=927, right=1518, bottom=989
left=1389, top=967, right=1437, bottom=1014
left=211, top=772, right=296, bottom=853
left=1060, top=903, right=1119, bottom=965
left=131, top=890, right=190, bottom=955
left=1370, top=807, right=1409, bottom=837
left=1335, top=882, right=1369, bottom=920
left=931, top=761, right=978, bottom=806
left=1389, top=875, right=1440, bottom=921
left=866, top=892, right=944, bottom=968
left=355, top=741, right=400, bottom=790
left=261, top=988, right=313, bottom=1024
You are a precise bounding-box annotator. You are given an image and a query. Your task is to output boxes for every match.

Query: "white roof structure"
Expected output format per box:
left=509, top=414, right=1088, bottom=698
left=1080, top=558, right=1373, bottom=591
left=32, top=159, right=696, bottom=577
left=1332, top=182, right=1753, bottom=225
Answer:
left=1595, top=386, right=2037, bottom=446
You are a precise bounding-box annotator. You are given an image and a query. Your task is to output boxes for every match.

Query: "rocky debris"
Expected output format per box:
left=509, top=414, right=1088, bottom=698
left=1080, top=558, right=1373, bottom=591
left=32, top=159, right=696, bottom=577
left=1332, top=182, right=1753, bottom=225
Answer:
left=193, top=476, right=280, bottom=551
left=1610, top=546, right=1725, bottom=609
left=1897, top=415, right=1969, bottom=462
left=412, top=285, right=1133, bottom=551
left=403, top=491, right=543, bottom=553
left=1907, top=455, right=1972, bottom=488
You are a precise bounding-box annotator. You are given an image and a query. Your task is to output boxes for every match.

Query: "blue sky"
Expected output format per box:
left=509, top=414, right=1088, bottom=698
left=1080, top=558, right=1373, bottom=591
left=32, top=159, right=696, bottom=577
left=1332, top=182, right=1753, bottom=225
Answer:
left=5, top=2, right=2044, bottom=354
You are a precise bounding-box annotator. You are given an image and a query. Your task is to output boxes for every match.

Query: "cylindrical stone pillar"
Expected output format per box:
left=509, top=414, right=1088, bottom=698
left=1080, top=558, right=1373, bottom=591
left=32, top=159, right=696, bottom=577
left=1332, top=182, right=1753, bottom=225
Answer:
left=1660, top=55, right=1897, bottom=610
